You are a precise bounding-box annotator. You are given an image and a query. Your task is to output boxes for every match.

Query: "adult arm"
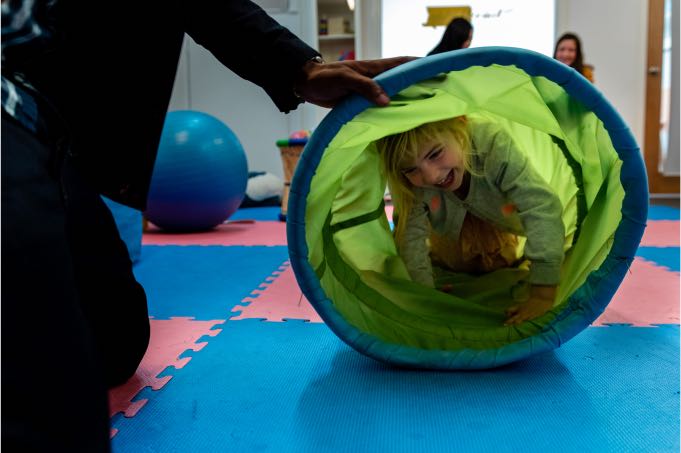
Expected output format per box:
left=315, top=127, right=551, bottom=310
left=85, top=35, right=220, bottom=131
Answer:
left=182, top=0, right=413, bottom=112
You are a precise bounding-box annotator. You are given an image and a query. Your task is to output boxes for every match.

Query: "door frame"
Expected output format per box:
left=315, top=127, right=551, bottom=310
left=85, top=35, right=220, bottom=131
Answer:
left=643, top=0, right=679, bottom=194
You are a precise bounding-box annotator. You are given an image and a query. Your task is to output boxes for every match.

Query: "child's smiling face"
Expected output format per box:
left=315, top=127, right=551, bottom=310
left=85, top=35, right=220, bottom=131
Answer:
left=400, top=138, right=465, bottom=191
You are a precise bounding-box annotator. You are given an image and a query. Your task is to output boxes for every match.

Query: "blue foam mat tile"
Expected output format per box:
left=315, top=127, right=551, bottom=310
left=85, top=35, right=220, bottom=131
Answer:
left=652, top=323, right=681, bottom=329
left=230, top=207, right=282, bottom=222
left=112, top=322, right=679, bottom=453
left=111, top=385, right=163, bottom=436
left=648, top=205, right=680, bottom=221
left=229, top=312, right=269, bottom=322
left=134, top=246, right=289, bottom=319
left=636, top=246, right=680, bottom=272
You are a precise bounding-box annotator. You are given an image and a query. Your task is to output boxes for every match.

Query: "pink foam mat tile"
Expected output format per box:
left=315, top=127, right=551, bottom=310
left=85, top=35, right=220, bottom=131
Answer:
left=593, top=257, right=680, bottom=327
left=385, top=203, right=394, bottom=220
left=231, top=261, right=323, bottom=323
left=640, top=220, right=680, bottom=247
left=142, top=221, right=286, bottom=246
left=108, top=317, right=224, bottom=436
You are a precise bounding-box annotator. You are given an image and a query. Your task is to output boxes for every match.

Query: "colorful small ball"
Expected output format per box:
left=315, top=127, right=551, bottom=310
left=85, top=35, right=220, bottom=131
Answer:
left=289, top=129, right=311, bottom=140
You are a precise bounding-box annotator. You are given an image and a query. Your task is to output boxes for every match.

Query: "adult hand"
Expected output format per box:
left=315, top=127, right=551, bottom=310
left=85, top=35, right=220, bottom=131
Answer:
left=294, top=56, right=417, bottom=108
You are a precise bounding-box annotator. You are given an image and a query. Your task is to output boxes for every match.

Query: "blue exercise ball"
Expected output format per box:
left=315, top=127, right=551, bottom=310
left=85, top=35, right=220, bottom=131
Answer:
left=145, top=110, right=248, bottom=232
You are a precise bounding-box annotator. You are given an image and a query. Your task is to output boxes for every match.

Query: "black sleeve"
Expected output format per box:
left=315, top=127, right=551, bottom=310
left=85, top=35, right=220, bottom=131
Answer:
left=182, top=0, right=320, bottom=113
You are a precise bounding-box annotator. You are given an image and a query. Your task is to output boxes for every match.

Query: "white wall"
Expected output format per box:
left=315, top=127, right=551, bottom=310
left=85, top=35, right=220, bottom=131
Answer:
left=356, top=0, right=382, bottom=59
left=167, top=0, right=656, bottom=177
left=556, top=0, right=648, bottom=150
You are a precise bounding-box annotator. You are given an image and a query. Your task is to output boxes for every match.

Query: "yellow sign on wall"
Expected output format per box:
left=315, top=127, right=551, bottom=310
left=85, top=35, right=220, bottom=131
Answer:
left=423, top=6, right=472, bottom=27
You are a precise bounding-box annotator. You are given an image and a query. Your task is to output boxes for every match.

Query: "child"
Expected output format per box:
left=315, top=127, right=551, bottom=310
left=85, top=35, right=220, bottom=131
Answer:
left=376, top=116, right=566, bottom=326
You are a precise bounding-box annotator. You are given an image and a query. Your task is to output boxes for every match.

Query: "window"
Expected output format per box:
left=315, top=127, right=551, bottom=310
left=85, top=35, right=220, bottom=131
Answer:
left=382, top=0, right=555, bottom=58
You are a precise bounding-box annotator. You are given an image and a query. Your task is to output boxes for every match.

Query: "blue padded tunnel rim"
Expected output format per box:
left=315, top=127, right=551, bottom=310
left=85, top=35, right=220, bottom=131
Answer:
left=287, top=47, right=649, bottom=369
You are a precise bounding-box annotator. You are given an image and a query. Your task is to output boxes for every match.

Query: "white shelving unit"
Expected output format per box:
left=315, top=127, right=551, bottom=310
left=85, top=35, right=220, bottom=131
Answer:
left=318, top=33, right=355, bottom=41
left=317, top=0, right=357, bottom=61
left=296, top=0, right=382, bottom=132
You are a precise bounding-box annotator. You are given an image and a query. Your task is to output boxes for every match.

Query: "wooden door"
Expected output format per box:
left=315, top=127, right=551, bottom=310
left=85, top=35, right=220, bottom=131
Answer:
left=643, top=0, right=679, bottom=194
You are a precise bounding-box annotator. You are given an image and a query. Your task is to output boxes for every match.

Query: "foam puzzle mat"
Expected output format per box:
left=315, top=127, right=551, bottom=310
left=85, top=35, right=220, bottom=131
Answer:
left=107, top=204, right=680, bottom=452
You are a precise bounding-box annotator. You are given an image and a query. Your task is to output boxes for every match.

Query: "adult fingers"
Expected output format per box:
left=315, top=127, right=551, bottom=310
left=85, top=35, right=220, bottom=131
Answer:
left=350, top=56, right=418, bottom=78
left=341, top=70, right=390, bottom=106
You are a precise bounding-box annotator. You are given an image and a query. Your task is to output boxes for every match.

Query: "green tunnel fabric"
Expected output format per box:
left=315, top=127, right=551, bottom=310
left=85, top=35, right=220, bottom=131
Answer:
left=302, top=64, right=623, bottom=353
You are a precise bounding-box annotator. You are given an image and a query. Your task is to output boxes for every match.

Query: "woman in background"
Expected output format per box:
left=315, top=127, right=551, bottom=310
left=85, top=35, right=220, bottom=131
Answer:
left=553, top=32, right=595, bottom=83
left=428, top=17, right=473, bottom=56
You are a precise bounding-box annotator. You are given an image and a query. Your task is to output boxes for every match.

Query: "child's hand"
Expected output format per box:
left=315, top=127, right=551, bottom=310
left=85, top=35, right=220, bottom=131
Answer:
left=504, top=285, right=556, bottom=326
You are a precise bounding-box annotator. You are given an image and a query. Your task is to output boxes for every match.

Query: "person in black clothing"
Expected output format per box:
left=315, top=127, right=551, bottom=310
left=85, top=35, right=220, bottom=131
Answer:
left=1, top=0, right=412, bottom=451
left=427, top=17, right=474, bottom=56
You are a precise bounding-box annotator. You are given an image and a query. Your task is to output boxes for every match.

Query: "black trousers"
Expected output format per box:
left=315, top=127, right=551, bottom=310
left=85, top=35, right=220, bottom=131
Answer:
left=2, top=116, right=150, bottom=452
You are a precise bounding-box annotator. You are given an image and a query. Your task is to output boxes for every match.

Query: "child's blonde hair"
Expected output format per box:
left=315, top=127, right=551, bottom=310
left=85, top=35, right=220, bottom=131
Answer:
left=376, top=116, right=472, bottom=242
